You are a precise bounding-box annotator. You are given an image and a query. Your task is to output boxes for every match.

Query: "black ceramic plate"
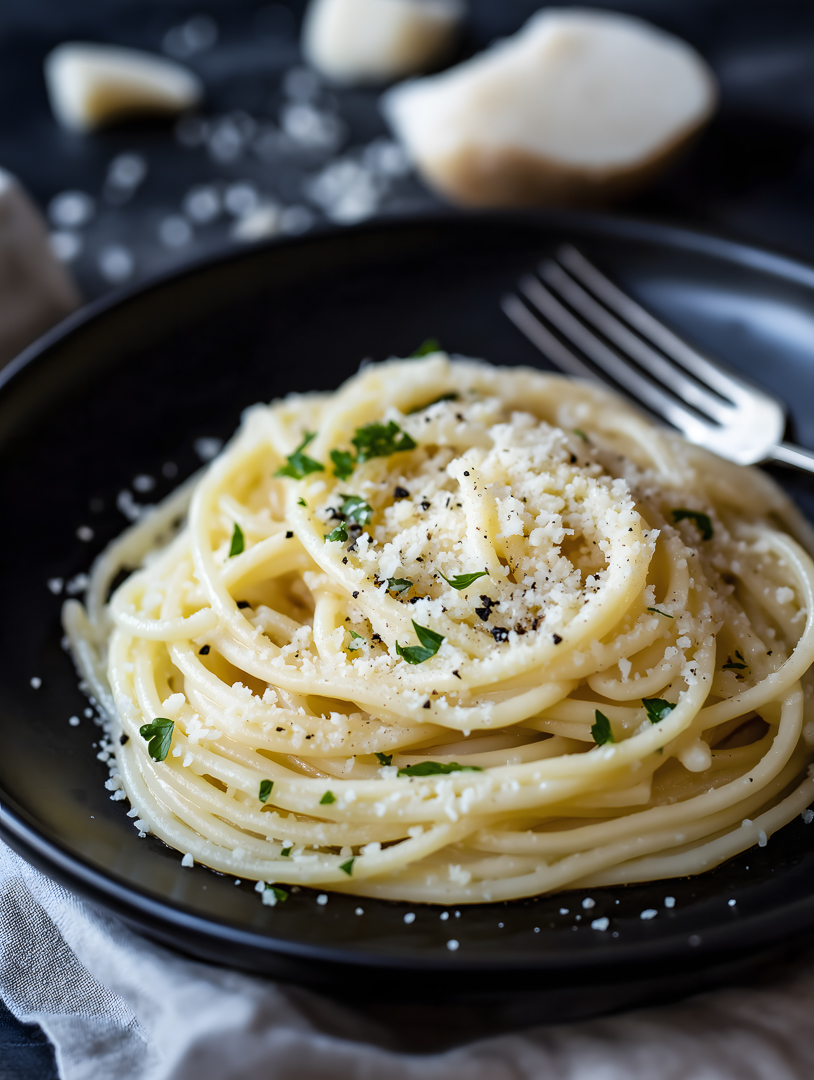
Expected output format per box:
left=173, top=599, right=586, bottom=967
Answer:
left=2, top=211, right=814, bottom=1020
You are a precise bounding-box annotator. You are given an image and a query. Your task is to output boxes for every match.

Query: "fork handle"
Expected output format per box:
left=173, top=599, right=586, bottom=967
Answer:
left=768, top=442, right=814, bottom=474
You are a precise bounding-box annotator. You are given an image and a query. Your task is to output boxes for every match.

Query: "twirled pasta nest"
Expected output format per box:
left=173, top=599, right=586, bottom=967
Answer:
left=65, top=356, right=814, bottom=903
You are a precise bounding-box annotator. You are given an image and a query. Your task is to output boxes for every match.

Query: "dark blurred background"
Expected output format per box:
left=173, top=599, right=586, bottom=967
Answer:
left=3, top=0, right=814, bottom=299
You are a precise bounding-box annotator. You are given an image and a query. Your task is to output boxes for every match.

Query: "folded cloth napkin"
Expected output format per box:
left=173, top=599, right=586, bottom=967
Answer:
left=3, top=839, right=814, bottom=1080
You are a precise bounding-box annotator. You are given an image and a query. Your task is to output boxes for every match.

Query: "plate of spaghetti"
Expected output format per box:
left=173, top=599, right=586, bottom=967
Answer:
left=2, top=211, right=814, bottom=1013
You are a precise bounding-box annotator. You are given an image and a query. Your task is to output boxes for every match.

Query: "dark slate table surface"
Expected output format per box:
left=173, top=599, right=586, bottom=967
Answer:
left=4, top=0, right=814, bottom=1074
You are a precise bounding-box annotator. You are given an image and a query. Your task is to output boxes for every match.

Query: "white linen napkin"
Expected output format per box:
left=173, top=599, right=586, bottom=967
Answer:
left=4, top=840, right=814, bottom=1080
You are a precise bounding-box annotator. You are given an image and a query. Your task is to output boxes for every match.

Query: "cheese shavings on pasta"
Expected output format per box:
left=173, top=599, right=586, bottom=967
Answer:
left=64, top=355, right=814, bottom=903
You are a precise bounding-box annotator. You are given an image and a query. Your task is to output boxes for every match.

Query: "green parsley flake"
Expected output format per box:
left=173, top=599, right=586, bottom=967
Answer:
left=324, top=524, right=348, bottom=543
left=297, top=497, right=307, bottom=507
left=280, top=845, right=292, bottom=857
left=439, top=569, right=489, bottom=591
left=573, top=428, right=589, bottom=442
left=339, top=857, right=356, bottom=876
left=409, top=337, right=441, bottom=357
left=647, top=607, right=673, bottom=618
left=330, top=448, right=355, bottom=481
left=723, top=650, right=748, bottom=671
left=672, top=508, right=713, bottom=541
left=352, top=420, right=416, bottom=463
left=265, top=885, right=288, bottom=903
left=339, top=494, right=373, bottom=525
left=139, top=717, right=174, bottom=762
left=398, top=761, right=482, bottom=777
left=228, top=522, right=245, bottom=558
left=395, top=620, right=444, bottom=664
left=591, top=710, right=615, bottom=746
left=407, top=392, right=459, bottom=414
left=259, top=779, right=274, bottom=803
left=348, top=630, right=365, bottom=650
left=643, top=698, right=677, bottom=724
left=387, top=577, right=413, bottom=594
left=275, top=432, right=325, bottom=480
left=375, top=752, right=393, bottom=766
left=320, top=790, right=336, bottom=805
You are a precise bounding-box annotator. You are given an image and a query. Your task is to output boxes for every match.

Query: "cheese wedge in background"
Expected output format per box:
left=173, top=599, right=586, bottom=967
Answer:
left=383, top=8, right=717, bottom=206
left=303, top=0, right=464, bottom=83
left=44, top=43, right=203, bottom=132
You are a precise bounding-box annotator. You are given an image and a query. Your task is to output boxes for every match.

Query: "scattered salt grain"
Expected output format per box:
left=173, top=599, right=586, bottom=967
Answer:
left=403, top=912, right=415, bottom=924
left=581, top=897, right=595, bottom=910
left=181, top=853, right=194, bottom=868
left=193, top=436, right=223, bottom=462
left=132, top=474, right=155, bottom=493
left=439, top=911, right=449, bottom=921
left=664, top=896, right=676, bottom=909
left=183, top=184, right=221, bottom=224
left=640, top=908, right=658, bottom=920
left=355, top=907, right=364, bottom=916
left=159, top=215, right=193, bottom=248
left=30, top=677, right=42, bottom=689
left=47, top=578, right=64, bottom=595
left=728, top=898, right=737, bottom=907
left=758, top=830, right=768, bottom=847
left=559, top=907, right=569, bottom=915
left=48, top=190, right=95, bottom=228
left=68, top=715, right=80, bottom=727
left=802, top=809, right=814, bottom=824
left=591, top=917, right=610, bottom=931
left=77, top=525, right=94, bottom=541
left=446, top=939, right=459, bottom=951
left=98, top=244, right=134, bottom=284
left=316, top=893, right=328, bottom=906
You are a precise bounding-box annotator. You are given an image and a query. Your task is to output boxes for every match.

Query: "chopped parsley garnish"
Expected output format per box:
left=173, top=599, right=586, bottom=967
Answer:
left=265, top=885, right=288, bottom=903
left=407, top=392, right=458, bottom=414
left=643, top=698, right=676, bottom=724
left=139, top=717, right=174, bottom=762
left=439, top=569, right=489, bottom=591
left=339, top=857, right=356, bottom=876
left=387, top=577, right=413, bottom=594
left=274, top=432, right=324, bottom=480
left=297, top=497, right=307, bottom=507
left=339, top=494, right=373, bottom=525
left=723, top=650, right=748, bottom=671
left=330, top=448, right=355, bottom=481
left=647, top=607, right=673, bottom=618
left=591, top=710, right=615, bottom=746
left=228, top=522, right=245, bottom=558
left=410, top=337, right=441, bottom=357
left=352, top=420, right=416, bottom=463
left=573, top=428, right=589, bottom=442
left=348, top=630, right=365, bottom=650
left=395, top=621, right=444, bottom=664
left=259, top=779, right=274, bottom=803
left=398, top=761, right=482, bottom=777
left=280, top=845, right=292, bottom=857
left=324, top=524, right=348, bottom=543
left=672, top=508, right=713, bottom=541
left=375, top=752, right=393, bottom=766
left=320, top=790, right=336, bottom=805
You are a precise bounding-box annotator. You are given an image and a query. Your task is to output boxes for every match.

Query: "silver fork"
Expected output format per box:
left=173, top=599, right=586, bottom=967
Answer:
left=502, top=244, right=814, bottom=474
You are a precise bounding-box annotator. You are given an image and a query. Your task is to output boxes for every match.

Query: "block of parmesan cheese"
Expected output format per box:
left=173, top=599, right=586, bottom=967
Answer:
left=382, top=8, right=717, bottom=206
left=302, top=0, right=463, bottom=83
left=44, top=43, right=203, bottom=132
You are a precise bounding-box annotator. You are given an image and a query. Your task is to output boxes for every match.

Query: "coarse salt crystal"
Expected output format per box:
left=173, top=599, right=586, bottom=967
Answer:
left=446, top=939, right=459, bottom=951
left=316, top=894, right=328, bottom=906
left=30, top=677, right=42, bottom=689
left=403, top=912, right=415, bottom=924
left=640, top=908, right=658, bottom=920
left=591, top=917, right=609, bottom=931
left=581, top=897, right=595, bottom=910
left=664, top=896, right=675, bottom=908
left=181, top=853, right=194, bottom=868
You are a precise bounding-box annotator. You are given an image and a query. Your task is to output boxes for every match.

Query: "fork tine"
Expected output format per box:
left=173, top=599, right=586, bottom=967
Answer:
left=500, top=292, right=605, bottom=384
left=518, top=274, right=709, bottom=437
left=556, top=245, right=760, bottom=403
left=540, top=259, right=733, bottom=423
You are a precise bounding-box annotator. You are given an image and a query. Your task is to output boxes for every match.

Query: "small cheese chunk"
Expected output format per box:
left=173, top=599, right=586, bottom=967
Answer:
left=383, top=8, right=716, bottom=206
left=44, top=42, right=203, bottom=132
left=302, top=0, right=463, bottom=84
